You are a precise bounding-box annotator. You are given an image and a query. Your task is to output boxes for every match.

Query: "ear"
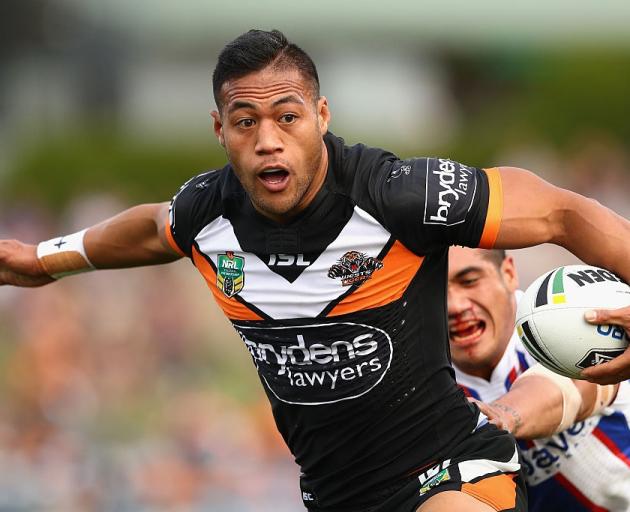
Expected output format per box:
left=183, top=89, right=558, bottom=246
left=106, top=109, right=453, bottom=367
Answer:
left=500, top=255, right=519, bottom=293
left=317, top=96, right=331, bottom=134
left=211, top=110, right=225, bottom=146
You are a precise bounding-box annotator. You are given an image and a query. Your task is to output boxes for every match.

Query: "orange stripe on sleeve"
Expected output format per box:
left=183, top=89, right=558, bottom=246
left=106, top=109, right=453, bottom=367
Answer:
left=461, top=473, right=517, bottom=511
left=191, top=246, right=263, bottom=321
left=327, top=241, right=424, bottom=317
left=164, top=216, right=186, bottom=257
left=478, top=167, right=503, bottom=249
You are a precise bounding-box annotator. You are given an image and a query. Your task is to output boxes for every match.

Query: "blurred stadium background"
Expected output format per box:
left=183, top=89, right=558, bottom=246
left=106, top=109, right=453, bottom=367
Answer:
left=1, top=1, right=630, bottom=510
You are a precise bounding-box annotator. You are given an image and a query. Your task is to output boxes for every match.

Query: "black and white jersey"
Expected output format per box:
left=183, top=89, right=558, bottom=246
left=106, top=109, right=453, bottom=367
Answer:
left=166, top=132, right=503, bottom=511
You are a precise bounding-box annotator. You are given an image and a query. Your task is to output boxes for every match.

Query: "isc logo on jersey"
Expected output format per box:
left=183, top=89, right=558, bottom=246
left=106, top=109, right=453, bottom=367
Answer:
left=235, top=322, right=393, bottom=405
left=424, top=158, right=476, bottom=226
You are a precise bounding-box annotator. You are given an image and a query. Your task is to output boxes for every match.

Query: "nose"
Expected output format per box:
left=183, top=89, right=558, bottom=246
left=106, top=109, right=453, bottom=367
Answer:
left=255, top=119, right=284, bottom=155
left=447, top=287, right=473, bottom=318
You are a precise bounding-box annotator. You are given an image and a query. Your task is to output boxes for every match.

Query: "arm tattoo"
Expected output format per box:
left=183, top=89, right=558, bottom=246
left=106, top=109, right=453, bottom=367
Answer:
left=490, top=401, right=523, bottom=435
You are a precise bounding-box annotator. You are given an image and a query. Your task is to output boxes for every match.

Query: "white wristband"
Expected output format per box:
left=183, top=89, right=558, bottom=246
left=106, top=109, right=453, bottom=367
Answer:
left=37, top=229, right=95, bottom=279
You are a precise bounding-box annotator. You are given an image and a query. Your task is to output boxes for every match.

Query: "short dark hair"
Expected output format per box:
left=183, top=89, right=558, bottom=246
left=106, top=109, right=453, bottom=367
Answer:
left=481, top=249, right=507, bottom=269
left=212, top=29, right=320, bottom=111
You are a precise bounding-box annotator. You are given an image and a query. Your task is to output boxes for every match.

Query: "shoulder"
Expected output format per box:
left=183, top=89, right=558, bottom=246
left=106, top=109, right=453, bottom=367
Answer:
left=171, top=165, right=242, bottom=213
left=172, top=166, right=232, bottom=200
left=324, top=132, right=398, bottom=188
left=169, top=165, right=240, bottom=256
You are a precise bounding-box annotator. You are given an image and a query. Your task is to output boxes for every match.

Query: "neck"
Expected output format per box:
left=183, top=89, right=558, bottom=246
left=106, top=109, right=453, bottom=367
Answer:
left=458, top=361, right=495, bottom=382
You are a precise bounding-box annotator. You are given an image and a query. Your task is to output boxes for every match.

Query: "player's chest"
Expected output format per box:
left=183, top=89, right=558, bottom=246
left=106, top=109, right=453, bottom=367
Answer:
left=192, top=207, right=424, bottom=321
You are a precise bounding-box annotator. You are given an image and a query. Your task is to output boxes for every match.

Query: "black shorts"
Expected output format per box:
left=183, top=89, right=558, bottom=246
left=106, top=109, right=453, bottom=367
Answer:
left=374, top=423, right=528, bottom=512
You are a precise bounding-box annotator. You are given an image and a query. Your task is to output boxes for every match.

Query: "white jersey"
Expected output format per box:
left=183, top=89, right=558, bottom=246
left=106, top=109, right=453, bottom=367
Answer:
left=454, top=293, right=630, bottom=512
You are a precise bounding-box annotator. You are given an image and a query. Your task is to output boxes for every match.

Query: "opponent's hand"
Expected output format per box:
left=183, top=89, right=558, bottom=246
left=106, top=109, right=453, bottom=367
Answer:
left=468, top=397, right=522, bottom=434
left=581, top=306, right=630, bottom=384
left=0, top=240, right=54, bottom=287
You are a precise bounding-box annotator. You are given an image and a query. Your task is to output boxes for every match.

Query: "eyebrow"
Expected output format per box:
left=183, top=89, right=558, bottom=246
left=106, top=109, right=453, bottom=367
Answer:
left=227, top=100, right=256, bottom=114
left=272, top=94, right=304, bottom=107
left=451, top=265, right=484, bottom=280
left=226, top=94, right=305, bottom=114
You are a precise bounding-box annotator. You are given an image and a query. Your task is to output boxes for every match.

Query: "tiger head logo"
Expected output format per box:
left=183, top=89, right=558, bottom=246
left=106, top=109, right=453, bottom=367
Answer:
left=328, top=251, right=383, bottom=287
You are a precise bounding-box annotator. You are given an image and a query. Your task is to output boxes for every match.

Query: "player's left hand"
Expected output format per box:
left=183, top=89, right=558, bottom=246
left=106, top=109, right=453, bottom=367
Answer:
left=582, top=306, right=630, bottom=384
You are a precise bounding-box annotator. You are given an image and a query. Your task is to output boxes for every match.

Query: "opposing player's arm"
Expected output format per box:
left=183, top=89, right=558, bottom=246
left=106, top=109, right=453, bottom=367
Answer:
left=473, top=364, right=618, bottom=439
left=493, top=167, right=630, bottom=383
left=0, top=202, right=180, bottom=287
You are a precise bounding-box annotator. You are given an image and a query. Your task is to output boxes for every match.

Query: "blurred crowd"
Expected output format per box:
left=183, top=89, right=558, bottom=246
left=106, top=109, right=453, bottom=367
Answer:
left=0, top=198, right=301, bottom=511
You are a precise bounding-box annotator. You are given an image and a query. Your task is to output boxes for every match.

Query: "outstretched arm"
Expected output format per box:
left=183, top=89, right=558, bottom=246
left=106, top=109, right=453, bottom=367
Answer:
left=84, top=203, right=180, bottom=268
left=472, top=364, right=618, bottom=439
left=495, top=167, right=630, bottom=383
left=0, top=202, right=180, bottom=287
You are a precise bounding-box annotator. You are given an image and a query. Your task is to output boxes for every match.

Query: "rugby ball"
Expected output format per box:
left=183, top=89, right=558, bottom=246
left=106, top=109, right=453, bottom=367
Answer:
left=515, top=265, right=630, bottom=379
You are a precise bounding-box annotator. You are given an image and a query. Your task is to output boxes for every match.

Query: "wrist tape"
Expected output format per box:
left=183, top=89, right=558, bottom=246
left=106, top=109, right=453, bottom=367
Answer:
left=585, top=384, right=618, bottom=417
left=37, top=229, right=95, bottom=279
left=515, top=364, right=582, bottom=434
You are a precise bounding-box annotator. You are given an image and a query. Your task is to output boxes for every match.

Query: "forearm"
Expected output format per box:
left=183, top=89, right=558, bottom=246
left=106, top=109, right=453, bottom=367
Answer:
left=553, top=194, right=630, bottom=285
left=573, top=380, right=619, bottom=421
left=84, top=203, right=179, bottom=269
left=481, top=368, right=618, bottom=439
left=1, top=202, right=180, bottom=287
left=489, top=375, right=564, bottom=439
left=495, top=167, right=630, bottom=284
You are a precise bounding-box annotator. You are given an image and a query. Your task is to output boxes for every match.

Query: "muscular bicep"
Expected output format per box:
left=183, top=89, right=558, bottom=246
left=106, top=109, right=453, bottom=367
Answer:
left=493, top=166, right=569, bottom=249
left=85, top=202, right=181, bottom=269
left=493, top=166, right=630, bottom=280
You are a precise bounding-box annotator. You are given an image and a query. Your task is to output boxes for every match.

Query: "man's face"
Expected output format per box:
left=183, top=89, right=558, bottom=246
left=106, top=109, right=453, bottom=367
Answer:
left=211, top=66, right=330, bottom=223
left=447, top=247, right=519, bottom=380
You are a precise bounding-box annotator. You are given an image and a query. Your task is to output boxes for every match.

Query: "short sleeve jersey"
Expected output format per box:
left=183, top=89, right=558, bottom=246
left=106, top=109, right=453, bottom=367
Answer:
left=166, top=132, right=503, bottom=511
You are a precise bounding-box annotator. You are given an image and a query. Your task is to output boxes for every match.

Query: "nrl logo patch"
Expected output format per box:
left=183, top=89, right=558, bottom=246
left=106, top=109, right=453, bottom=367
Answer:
left=327, top=251, right=383, bottom=287
left=217, top=251, right=245, bottom=298
left=419, top=468, right=451, bottom=496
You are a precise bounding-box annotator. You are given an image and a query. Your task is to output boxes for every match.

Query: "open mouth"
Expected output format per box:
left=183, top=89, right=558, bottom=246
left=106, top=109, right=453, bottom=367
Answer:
left=258, top=168, right=289, bottom=187
left=449, top=319, right=486, bottom=346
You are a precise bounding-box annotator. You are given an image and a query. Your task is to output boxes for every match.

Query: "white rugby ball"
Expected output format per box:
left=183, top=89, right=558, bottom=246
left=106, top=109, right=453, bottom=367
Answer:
left=516, top=265, right=630, bottom=379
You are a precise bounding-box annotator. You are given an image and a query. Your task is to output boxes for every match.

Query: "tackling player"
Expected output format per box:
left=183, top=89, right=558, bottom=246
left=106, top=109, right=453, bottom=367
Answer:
left=448, top=246, right=630, bottom=511
left=2, top=29, right=630, bottom=511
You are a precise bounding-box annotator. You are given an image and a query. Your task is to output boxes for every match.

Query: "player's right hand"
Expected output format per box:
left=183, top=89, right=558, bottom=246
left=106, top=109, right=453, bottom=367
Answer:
left=582, top=307, right=630, bottom=385
left=0, top=240, right=55, bottom=287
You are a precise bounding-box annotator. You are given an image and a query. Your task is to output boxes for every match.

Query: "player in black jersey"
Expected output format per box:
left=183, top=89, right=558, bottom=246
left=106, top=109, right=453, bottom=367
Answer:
left=2, top=29, right=630, bottom=512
